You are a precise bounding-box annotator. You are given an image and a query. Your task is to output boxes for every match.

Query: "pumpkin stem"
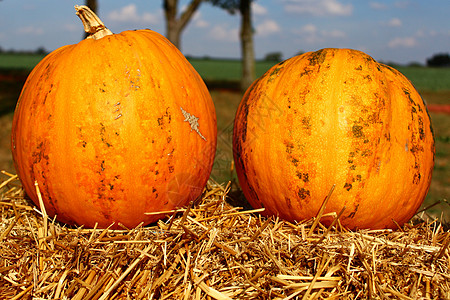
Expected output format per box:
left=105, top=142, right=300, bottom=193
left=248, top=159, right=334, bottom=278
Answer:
left=75, top=5, right=113, bottom=40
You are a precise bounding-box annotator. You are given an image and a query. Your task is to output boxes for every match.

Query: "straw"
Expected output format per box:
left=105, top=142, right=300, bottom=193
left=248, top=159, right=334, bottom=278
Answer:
left=0, top=173, right=449, bottom=299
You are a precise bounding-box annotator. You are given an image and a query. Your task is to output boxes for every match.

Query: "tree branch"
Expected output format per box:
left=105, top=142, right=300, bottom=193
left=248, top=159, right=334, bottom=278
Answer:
left=178, top=0, right=203, bottom=32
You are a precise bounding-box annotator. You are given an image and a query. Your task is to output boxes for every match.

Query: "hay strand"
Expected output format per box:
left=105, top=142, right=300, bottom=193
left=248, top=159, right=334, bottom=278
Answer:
left=0, top=175, right=449, bottom=299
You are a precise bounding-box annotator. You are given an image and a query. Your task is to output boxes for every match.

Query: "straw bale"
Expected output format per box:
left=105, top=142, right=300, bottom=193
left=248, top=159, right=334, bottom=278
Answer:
left=0, top=171, right=449, bottom=299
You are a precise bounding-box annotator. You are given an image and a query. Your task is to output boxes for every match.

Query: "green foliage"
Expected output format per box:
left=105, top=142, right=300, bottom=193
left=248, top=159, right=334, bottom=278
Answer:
left=427, top=53, right=450, bottom=67
left=207, top=0, right=241, bottom=14
left=264, top=52, right=283, bottom=62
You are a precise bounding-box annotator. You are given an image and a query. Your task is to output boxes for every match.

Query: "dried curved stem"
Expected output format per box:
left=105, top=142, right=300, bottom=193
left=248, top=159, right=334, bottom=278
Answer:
left=75, top=5, right=113, bottom=40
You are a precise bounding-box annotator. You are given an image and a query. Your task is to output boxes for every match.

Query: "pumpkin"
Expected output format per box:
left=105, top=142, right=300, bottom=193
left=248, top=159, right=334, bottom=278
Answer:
left=11, top=6, right=217, bottom=229
left=233, top=48, right=435, bottom=230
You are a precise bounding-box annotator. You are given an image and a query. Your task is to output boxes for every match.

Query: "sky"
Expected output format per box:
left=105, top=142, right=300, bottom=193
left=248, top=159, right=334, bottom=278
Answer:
left=0, top=0, right=449, bottom=65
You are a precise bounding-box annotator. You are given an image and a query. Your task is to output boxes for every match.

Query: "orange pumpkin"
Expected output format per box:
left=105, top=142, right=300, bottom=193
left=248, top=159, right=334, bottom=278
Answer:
left=233, top=48, right=435, bottom=230
left=11, top=6, right=216, bottom=229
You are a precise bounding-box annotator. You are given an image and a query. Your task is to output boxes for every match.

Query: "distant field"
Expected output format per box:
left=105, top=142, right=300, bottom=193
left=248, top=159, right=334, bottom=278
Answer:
left=0, top=53, right=46, bottom=70
left=190, top=58, right=450, bottom=92
left=395, top=66, right=450, bottom=91
left=1, top=53, right=449, bottom=92
left=188, top=58, right=276, bottom=81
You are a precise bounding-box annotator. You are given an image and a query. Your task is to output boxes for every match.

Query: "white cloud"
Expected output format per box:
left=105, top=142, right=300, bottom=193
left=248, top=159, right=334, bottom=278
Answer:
left=208, top=25, right=239, bottom=42
left=370, top=2, right=387, bottom=10
left=388, top=37, right=417, bottom=48
left=17, top=26, right=44, bottom=35
left=194, top=19, right=209, bottom=28
left=429, top=30, right=438, bottom=37
left=108, top=4, right=159, bottom=25
left=324, top=29, right=346, bottom=38
left=415, top=29, right=425, bottom=38
left=256, top=20, right=281, bottom=36
left=394, top=1, right=411, bottom=8
left=252, top=2, right=268, bottom=15
left=416, top=29, right=439, bottom=38
left=387, top=18, right=402, bottom=27
left=192, top=12, right=209, bottom=28
left=294, top=24, right=320, bottom=43
left=293, top=24, right=346, bottom=44
left=63, top=23, right=79, bottom=32
left=299, top=24, right=318, bottom=35
left=283, top=0, right=353, bottom=17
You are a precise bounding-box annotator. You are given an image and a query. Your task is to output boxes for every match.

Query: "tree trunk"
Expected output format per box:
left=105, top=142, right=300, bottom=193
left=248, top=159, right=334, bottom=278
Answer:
left=84, top=0, right=98, bottom=39
left=164, top=0, right=179, bottom=48
left=240, top=0, right=255, bottom=92
left=164, top=0, right=202, bottom=50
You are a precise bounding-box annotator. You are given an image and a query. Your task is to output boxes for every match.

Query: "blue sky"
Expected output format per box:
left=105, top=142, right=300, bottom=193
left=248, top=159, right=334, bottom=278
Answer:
left=0, top=0, right=449, bottom=64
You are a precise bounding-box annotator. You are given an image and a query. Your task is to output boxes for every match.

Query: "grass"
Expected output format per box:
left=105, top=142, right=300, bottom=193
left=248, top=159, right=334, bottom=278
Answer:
left=2, top=53, right=450, bottom=92
left=188, top=58, right=276, bottom=82
left=0, top=53, right=46, bottom=70
left=189, top=59, right=450, bottom=93
left=395, top=66, right=450, bottom=92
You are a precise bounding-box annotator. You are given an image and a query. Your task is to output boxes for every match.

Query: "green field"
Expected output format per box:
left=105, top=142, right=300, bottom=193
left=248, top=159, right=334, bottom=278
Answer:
left=395, top=66, right=450, bottom=91
left=2, top=53, right=450, bottom=91
left=190, top=58, right=450, bottom=92
left=0, top=53, right=46, bottom=70
left=188, top=58, right=276, bottom=81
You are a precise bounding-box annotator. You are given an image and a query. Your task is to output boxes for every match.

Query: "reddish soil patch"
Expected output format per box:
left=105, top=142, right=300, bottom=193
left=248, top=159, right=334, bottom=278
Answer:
left=427, top=104, right=450, bottom=114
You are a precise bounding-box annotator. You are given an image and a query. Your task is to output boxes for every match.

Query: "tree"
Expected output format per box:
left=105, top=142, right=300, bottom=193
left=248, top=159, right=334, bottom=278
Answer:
left=163, top=0, right=203, bottom=50
left=426, top=53, right=450, bottom=67
left=209, top=0, right=255, bottom=91
left=264, top=52, right=282, bottom=62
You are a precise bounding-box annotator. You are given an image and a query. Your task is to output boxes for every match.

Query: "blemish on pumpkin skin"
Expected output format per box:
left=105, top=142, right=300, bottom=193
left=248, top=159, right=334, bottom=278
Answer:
left=297, top=188, right=310, bottom=200
left=296, top=171, right=309, bottom=183
left=347, top=204, right=359, bottom=219
left=32, top=141, right=50, bottom=164
left=180, top=107, right=206, bottom=141
left=344, top=183, right=352, bottom=191
left=157, top=107, right=172, bottom=128
left=285, top=197, right=292, bottom=209
left=308, top=49, right=327, bottom=66
left=363, top=75, right=372, bottom=82
left=361, top=149, right=373, bottom=157
left=301, top=116, right=312, bottom=132
left=285, top=141, right=294, bottom=154
left=352, top=125, right=364, bottom=138
left=269, top=67, right=283, bottom=79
